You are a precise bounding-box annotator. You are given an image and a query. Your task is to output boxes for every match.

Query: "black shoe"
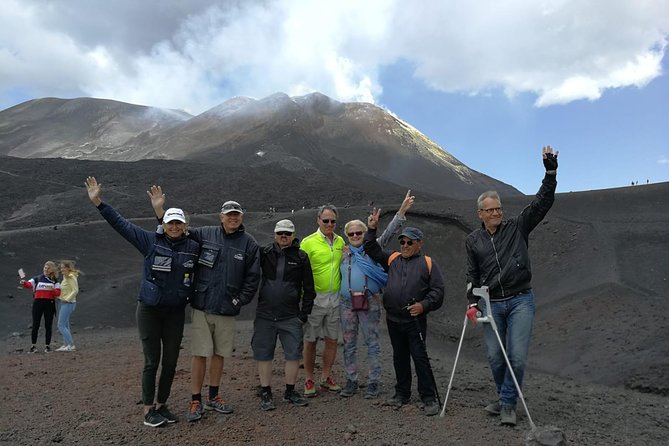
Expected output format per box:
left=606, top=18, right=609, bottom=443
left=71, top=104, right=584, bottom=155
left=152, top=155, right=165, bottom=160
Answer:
left=424, top=400, right=439, bottom=417
left=283, top=390, right=308, bottom=407
left=44, top=345, right=51, bottom=353
left=143, top=409, right=168, bottom=427
left=156, top=405, right=177, bottom=423
left=339, top=380, right=358, bottom=397
left=29, top=345, right=37, bottom=354
left=485, top=401, right=501, bottom=415
left=260, top=391, right=276, bottom=411
left=386, top=394, right=410, bottom=408
left=500, top=405, right=517, bottom=426
left=364, top=382, right=380, bottom=399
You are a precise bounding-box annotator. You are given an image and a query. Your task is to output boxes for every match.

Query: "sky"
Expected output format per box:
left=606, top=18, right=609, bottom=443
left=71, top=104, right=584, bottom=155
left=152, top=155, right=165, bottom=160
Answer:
left=1, top=0, right=668, bottom=194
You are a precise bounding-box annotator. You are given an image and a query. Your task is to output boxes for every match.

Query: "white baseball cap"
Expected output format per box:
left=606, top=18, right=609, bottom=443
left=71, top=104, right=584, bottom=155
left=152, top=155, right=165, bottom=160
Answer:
left=164, top=208, right=187, bottom=223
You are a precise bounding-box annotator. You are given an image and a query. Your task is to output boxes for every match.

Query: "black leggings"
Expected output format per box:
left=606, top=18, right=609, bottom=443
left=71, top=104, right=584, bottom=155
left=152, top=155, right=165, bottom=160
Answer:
left=31, top=299, right=56, bottom=345
left=136, top=302, right=186, bottom=406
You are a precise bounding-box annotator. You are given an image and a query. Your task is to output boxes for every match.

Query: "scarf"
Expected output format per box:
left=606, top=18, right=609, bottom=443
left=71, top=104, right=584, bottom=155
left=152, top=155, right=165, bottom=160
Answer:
left=349, top=245, right=388, bottom=288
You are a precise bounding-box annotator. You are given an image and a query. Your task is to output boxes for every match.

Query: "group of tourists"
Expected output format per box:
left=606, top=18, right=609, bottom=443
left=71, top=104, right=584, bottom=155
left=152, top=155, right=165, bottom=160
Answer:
left=20, top=146, right=557, bottom=429
left=20, top=260, right=80, bottom=353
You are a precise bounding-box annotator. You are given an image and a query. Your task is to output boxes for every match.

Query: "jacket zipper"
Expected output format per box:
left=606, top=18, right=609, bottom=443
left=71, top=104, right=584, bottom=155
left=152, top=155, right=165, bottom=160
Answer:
left=489, top=233, right=506, bottom=297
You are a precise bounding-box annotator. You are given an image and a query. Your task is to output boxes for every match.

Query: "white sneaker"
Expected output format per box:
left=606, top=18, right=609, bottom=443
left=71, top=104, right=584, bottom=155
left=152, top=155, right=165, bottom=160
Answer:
left=56, top=345, right=69, bottom=352
left=68, top=345, right=76, bottom=351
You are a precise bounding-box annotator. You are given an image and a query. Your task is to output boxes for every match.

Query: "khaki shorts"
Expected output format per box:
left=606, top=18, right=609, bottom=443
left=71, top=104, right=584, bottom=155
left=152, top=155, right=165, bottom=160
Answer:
left=190, top=308, right=236, bottom=358
left=303, top=304, right=340, bottom=342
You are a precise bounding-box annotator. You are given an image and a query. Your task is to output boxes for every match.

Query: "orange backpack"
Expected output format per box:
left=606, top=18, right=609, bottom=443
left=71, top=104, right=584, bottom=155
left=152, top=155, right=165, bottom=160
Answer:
left=388, top=252, right=432, bottom=274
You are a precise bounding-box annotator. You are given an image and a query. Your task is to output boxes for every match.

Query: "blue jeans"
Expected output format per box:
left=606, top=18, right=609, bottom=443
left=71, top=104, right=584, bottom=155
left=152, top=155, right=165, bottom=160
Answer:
left=57, top=301, right=77, bottom=345
left=340, top=296, right=382, bottom=384
left=481, top=290, right=535, bottom=407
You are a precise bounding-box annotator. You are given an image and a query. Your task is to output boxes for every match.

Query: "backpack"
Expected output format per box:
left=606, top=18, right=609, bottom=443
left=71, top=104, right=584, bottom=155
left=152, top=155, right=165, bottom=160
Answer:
left=388, top=252, right=432, bottom=274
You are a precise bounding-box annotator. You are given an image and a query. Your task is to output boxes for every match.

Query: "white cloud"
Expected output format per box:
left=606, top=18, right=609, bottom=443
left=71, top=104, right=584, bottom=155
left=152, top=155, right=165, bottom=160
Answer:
left=658, top=157, right=669, bottom=164
left=1, top=0, right=668, bottom=112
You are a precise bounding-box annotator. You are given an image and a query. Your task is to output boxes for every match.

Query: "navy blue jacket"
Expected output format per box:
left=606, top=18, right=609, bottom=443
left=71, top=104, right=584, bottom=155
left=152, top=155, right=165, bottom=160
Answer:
left=98, top=202, right=199, bottom=307
left=189, top=224, right=261, bottom=316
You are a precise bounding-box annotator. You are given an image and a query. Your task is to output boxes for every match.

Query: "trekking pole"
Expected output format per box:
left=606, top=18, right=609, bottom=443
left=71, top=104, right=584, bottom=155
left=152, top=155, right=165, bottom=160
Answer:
left=475, top=287, right=536, bottom=431
left=439, top=314, right=468, bottom=417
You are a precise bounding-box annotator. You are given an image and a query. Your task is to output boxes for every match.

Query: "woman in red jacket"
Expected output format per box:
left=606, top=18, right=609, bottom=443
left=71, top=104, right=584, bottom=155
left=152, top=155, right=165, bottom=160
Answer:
left=20, top=261, right=61, bottom=353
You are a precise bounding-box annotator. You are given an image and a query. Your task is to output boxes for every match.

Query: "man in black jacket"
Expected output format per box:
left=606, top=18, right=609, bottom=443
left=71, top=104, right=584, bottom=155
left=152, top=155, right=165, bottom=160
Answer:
left=364, top=217, right=445, bottom=416
left=253, top=219, right=316, bottom=411
left=465, top=146, right=558, bottom=426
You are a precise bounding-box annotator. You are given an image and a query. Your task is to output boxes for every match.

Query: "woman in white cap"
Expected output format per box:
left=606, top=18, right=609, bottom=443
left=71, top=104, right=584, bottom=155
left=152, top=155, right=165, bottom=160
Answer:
left=85, top=176, right=200, bottom=428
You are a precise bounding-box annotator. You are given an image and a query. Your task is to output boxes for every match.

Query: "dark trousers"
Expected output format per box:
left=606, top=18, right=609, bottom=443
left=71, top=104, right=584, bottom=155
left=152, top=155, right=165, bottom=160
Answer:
left=386, top=317, right=436, bottom=403
left=136, top=302, right=185, bottom=406
left=31, top=299, right=56, bottom=345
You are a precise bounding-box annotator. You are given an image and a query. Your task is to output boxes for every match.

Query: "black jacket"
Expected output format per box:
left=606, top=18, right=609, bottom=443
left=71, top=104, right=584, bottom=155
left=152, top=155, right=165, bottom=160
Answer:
left=98, top=202, right=199, bottom=307
left=189, top=224, right=261, bottom=316
left=256, top=239, right=316, bottom=321
left=465, top=173, right=557, bottom=302
left=364, top=228, right=445, bottom=323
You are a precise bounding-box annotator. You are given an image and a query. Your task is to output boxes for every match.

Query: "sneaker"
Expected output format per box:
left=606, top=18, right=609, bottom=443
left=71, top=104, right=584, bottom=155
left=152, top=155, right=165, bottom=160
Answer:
left=424, top=400, right=439, bottom=417
left=304, top=379, right=316, bottom=397
left=156, top=405, right=177, bottom=423
left=386, top=394, right=410, bottom=408
left=339, top=380, right=358, bottom=398
left=44, top=345, right=51, bottom=353
left=186, top=400, right=203, bottom=422
left=29, top=346, right=37, bottom=354
left=319, top=376, right=341, bottom=392
left=68, top=345, right=77, bottom=351
left=143, top=408, right=167, bottom=427
left=56, top=345, right=69, bottom=352
left=500, top=405, right=517, bottom=426
left=364, top=382, right=380, bottom=399
left=283, top=390, right=308, bottom=407
left=204, top=395, right=234, bottom=414
left=485, top=401, right=501, bottom=415
left=260, top=391, right=275, bottom=411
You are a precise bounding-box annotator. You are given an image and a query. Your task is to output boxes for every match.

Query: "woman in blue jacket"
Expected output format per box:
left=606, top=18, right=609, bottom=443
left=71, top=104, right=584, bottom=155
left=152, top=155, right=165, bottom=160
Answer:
left=85, top=176, right=199, bottom=428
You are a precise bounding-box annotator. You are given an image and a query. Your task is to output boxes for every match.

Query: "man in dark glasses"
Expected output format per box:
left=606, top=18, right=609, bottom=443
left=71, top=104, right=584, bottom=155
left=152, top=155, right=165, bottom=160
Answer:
left=364, top=219, right=445, bottom=416
left=252, top=219, right=316, bottom=411
left=464, top=146, right=558, bottom=426
left=299, top=204, right=346, bottom=396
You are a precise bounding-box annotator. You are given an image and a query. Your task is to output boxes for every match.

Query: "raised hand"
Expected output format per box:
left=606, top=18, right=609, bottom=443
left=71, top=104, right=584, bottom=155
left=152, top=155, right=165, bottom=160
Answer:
left=146, top=185, right=166, bottom=216
left=542, top=145, right=559, bottom=172
left=367, top=207, right=380, bottom=229
left=398, top=189, right=415, bottom=217
left=85, top=176, right=102, bottom=206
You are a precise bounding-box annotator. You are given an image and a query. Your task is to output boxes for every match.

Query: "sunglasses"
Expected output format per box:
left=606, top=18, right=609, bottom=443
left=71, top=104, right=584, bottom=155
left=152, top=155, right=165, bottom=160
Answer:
left=399, top=240, right=414, bottom=246
left=276, top=231, right=293, bottom=236
left=347, top=231, right=364, bottom=237
left=320, top=219, right=336, bottom=224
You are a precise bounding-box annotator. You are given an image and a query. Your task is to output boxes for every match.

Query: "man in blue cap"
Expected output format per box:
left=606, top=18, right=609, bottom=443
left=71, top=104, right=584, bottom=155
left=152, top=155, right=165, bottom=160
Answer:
left=364, top=213, right=445, bottom=416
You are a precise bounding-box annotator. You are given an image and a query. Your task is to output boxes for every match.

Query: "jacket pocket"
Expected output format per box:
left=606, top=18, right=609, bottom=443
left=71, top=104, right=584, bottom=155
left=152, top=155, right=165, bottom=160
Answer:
left=198, top=242, right=220, bottom=268
left=139, top=280, right=161, bottom=306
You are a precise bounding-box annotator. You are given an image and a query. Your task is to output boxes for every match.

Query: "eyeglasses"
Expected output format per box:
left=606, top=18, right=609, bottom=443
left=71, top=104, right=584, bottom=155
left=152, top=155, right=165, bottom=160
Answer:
left=347, top=231, right=364, bottom=237
left=480, top=207, right=503, bottom=214
left=320, top=219, right=336, bottom=224
left=276, top=231, right=293, bottom=236
left=399, top=240, right=414, bottom=246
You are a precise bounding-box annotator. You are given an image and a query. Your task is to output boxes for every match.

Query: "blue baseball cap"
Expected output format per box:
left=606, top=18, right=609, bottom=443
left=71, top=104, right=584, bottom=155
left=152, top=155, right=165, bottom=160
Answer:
left=398, top=227, right=424, bottom=240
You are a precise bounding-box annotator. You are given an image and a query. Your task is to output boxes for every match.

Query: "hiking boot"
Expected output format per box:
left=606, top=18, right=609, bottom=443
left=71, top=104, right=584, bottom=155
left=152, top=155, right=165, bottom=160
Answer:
left=29, top=345, right=37, bottom=354
left=156, top=405, right=177, bottom=423
left=44, top=345, right=52, bottom=353
left=143, top=408, right=167, bottom=427
left=283, top=390, right=308, bottom=407
left=204, top=395, right=234, bottom=414
left=386, top=394, right=410, bottom=408
left=339, top=380, right=358, bottom=397
left=424, top=400, right=439, bottom=417
left=364, top=382, right=380, bottom=399
left=500, top=405, right=517, bottom=426
left=260, top=391, right=275, bottom=411
left=320, top=376, right=341, bottom=392
left=485, top=401, right=501, bottom=415
left=186, top=400, right=204, bottom=422
left=304, top=379, right=316, bottom=397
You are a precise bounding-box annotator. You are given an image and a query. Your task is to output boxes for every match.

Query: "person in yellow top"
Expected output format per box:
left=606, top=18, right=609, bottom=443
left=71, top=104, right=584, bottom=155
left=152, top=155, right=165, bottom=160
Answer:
left=299, top=204, right=346, bottom=396
left=57, top=260, right=80, bottom=352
